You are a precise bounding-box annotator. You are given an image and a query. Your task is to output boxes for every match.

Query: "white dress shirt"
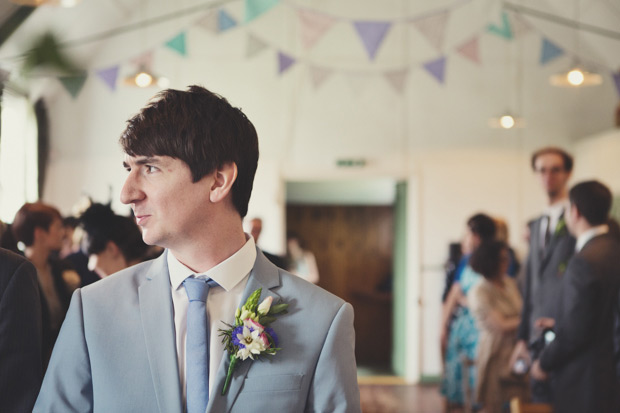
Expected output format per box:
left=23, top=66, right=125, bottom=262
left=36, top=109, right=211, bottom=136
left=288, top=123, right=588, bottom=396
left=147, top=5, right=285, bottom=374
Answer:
left=168, top=236, right=256, bottom=405
left=575, top=224, right=608, bottom=252
left=540, top=199, right=570, bottom=247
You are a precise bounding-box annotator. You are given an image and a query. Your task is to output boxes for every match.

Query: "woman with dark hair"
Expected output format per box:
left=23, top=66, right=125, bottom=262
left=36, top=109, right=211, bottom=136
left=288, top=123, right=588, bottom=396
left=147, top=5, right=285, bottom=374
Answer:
left=79, top=203, right=151, bottom=278
left=469, top=241, right=523, bottom=413
left=12, top=202, right=80, bottom=364
left=440, top=213, right=496, bottom=411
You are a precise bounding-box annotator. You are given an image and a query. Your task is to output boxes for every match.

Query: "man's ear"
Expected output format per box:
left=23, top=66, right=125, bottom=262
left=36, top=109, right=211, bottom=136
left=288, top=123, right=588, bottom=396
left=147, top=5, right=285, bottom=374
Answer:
left=106, top=241, right=121, bottom=258
left=210, top=162, right=238, bottom=204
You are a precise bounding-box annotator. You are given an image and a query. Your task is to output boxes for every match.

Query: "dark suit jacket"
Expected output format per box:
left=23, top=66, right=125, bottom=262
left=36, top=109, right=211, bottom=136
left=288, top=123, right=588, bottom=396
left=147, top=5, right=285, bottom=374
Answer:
left=517, top=214, right=576, bottom=343
left=0, top=248, right=43, bottom=412
left=540, top=233, right=620, bottom=413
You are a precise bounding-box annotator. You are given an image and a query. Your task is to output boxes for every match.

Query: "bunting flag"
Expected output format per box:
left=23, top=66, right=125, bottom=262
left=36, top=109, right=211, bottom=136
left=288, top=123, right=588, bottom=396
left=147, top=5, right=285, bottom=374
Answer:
left=96, top=65, right=119, bottom=91
left=165, top=32, right=187, bottom=56
left=612, top=71, right=620, bottom=98
left=508, top=11, right=532, bottom=38
left=540, top=37, right=564, bottom=65
left=130, top=51, right=154, bottom=68
left=59, top=73, right=88, bottom=99
left=298, top=9, right=336, bottom=50
left=423, top=56, right=446, bottom=84
left=278, top=51, right=296, bottom=74
left=487, top=11, right=512, bottom=40
left=456, top=36, right=480, bottom=64
left=219, top=9, right=237, bottom=32
left=195, top=11, right=218, bottom=33
left=246, top=33, right=269, bottom=58
left=309, top=65, right=333, bottom=90
left=384, top=69, right=408, bottom=94
left=245, top=0, right=279, bottom=23
left=412, top=10, right=449, bottom=51
left=353, top=21, right=392, bottom=61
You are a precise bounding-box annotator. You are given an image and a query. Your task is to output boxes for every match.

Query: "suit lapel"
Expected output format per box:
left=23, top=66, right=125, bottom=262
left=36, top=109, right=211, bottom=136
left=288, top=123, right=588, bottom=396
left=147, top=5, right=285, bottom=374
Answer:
left=539, top=213, right=567, bottom=273
left=207, top=249, right=282, bottom=413
left=138, top=251, right=183, bottom=413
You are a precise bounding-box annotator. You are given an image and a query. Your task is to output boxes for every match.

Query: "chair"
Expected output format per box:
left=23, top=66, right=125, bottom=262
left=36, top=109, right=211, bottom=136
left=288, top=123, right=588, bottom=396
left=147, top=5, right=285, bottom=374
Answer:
left=509, top=397, right=553, bottom=413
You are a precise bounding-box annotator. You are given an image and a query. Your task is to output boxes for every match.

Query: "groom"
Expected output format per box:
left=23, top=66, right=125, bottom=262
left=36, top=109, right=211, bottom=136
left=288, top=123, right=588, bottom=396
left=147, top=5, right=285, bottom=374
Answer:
left=35, top=86, right=361, bottom=412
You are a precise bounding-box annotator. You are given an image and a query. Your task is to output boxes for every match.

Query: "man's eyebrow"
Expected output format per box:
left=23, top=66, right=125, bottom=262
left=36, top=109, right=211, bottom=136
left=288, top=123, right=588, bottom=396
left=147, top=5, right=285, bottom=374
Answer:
left=123, top=157, right=159, bottom=168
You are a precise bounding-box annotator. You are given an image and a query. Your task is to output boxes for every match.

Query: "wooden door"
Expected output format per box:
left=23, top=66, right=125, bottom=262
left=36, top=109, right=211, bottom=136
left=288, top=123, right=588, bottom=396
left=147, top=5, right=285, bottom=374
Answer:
left=286, top=205, right=393, bottom=367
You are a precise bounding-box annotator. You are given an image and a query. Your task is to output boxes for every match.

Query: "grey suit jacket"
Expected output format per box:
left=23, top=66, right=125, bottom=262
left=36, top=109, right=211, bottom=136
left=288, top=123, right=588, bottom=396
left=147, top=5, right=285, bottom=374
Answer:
left=517, top=214, right=576, bottom=343
left=0, top=248, right=42, bottom=413
left=540, top=234, right=620, bottom=413
left=34, top=248, right=361, bottom=412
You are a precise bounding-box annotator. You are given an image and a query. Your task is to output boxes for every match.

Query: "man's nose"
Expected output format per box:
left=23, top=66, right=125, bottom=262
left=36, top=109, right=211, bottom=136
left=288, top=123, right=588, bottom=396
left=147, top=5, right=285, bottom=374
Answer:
left=120, top=173, right=143, bottom=205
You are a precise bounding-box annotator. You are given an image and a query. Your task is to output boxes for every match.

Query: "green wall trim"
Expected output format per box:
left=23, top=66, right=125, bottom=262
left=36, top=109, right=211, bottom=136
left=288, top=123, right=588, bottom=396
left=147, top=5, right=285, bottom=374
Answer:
left=391, top=181, right=407, bottom=376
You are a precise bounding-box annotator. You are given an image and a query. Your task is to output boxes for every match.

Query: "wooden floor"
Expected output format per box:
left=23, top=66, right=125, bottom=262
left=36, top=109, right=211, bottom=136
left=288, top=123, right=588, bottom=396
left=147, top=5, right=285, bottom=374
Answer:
left=359, top=378, right=442, bottom=413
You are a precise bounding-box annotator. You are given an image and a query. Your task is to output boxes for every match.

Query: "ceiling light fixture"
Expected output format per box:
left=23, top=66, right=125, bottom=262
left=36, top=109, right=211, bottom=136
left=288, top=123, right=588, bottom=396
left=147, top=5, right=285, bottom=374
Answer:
left=123, top=66, right=169, bottom=88
left=488, top=112, right=525, bottom=129
left=549, top=65, right=603, bottom=87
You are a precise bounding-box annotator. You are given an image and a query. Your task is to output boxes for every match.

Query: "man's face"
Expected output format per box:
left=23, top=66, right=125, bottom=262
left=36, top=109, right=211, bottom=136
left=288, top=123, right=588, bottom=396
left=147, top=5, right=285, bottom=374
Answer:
left=120, top=155, right=213, bottom=249
left=565, top=203, right=579, bottom=236
left=534, top=153, right=570, bottom=198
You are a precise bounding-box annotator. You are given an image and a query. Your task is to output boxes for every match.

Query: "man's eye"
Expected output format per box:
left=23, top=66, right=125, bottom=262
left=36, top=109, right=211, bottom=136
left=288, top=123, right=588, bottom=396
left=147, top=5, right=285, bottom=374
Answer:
left=146, top=165, right=158, bottom=173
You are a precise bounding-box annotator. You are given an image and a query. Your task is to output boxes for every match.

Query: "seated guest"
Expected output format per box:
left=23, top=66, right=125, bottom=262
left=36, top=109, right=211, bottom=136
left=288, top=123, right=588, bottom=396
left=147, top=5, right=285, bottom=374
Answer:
left=11, top=202, right=80, bottom=364
left=79, top=203, right=150, bottom=278
left=469, top=240, right=523, bottom=413
left=532, top=181, right=620, bottom=413
left=248, top=217, right=286, bottom=268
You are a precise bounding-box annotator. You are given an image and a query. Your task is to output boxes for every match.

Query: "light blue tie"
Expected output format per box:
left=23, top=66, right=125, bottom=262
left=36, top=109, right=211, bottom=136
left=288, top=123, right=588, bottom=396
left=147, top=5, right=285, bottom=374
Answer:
left=183, top=277, right=219, bottom=413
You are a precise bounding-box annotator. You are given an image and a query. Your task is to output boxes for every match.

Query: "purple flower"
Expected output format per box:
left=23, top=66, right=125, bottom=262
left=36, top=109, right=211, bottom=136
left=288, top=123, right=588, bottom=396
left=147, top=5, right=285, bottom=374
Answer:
left=265, top=327, right=278, bottom=347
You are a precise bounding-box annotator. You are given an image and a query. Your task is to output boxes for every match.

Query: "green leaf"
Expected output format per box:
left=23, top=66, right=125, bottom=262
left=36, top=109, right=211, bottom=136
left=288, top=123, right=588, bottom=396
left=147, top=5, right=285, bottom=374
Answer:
left=259, top=315, right=276, bottom=325
left=244, top=288, right=262, bottom=312
left=269, top=303, right=289, bottom=314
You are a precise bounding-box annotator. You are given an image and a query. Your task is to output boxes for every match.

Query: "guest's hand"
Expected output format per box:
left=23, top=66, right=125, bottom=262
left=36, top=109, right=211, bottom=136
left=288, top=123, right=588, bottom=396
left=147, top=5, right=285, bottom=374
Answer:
left=531, top=360, right=548, bottom=381
left=508, top=340, right=530, bottom=371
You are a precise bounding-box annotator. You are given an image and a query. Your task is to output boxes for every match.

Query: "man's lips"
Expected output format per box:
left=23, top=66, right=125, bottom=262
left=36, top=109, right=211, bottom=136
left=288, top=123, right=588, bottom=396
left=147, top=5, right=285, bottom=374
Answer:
left=134, top=215, right=151, bottom=225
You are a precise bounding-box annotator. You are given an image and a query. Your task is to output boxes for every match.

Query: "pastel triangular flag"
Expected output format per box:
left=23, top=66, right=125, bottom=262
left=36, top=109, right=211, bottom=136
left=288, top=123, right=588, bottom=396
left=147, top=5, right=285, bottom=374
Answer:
left=540, top=38, right=564, bottom=65
left=298, top=9, right=336, bottom=50
left=456, top=36, right=480, bottom=64
left=165, top=32, right=186, bottom=56
left=195, top=11, right=218, bottom=34
left=278, top=51, right=296, bottom=74
left=309, top=66, right=333, bottom=90
left=508, top=12, right=532, bottom=38
left=353, top=21, right=392, bottom=61
left=246, top=33, right=269, bottom=58
left=245, top=0, right=279, bottom=23
left=612, top=71, right=620, bottom=98
left=59, top=73, right=87, bottom=99
left=423, top=56, right=446, bottom=84
left=219, top=9, right=237, bottom=32
left=412, top=10, right=449, bottom=51
left=131, top=51, right=153, bottom=68
left=96, top=66, right=119, bottom=91
left=384, top=69, right=408, bottom=94
left=487, top=11, right=512, bottom=40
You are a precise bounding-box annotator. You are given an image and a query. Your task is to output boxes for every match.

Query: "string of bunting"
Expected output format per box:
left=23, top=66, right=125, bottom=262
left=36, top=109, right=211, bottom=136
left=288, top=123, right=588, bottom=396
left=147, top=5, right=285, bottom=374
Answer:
left=57, top=0, right=620, bottom=100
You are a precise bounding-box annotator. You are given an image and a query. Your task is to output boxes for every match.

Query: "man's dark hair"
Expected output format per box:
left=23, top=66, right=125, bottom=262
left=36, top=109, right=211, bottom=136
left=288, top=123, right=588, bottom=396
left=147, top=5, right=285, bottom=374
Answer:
left=470, top=240, right=508, bottom=280
left=530, top=147, right=573, bottom=172
left=467, top=213, right=496, bottom=242
left=12, top=202, right=62, bottom=247
left=120, top=85, right=259, bottom=217
left=80, top=203, right=148, bottom=263
left=569, top=180, right=612, bottom=226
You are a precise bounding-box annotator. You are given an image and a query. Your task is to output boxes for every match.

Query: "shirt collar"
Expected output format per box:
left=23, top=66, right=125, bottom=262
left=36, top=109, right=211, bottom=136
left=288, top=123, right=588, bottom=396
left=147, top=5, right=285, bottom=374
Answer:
left=544, top=199, right=570, bottom=220
left=168, top=235, right=257, bottom=292
left=576, top=224, right=608, bottom=252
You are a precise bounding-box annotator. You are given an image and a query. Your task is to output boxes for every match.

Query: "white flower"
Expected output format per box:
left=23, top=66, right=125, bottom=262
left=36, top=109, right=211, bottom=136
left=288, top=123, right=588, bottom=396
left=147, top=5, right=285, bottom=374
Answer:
left=257, top=296, right=273, bottom=315
left=235, top=324, right=267, bottom=360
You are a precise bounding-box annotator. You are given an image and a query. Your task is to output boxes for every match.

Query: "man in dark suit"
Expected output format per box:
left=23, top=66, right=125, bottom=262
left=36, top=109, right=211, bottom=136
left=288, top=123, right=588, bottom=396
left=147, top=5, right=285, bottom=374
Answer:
left=0, top=247, right=43, bottom=412
left=531, top=180, right=620, bottom=413
left=508, top=147, right=576, bottom=402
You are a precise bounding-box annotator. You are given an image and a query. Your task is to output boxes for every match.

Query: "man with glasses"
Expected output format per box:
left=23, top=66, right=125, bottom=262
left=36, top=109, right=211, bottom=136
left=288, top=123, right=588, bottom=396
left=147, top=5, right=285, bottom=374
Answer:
left=508, top=147, right=576, bottom=403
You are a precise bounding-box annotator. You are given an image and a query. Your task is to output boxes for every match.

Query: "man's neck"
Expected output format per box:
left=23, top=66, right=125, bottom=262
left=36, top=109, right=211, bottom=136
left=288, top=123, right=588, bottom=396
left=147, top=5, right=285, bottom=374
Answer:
left=25, top=245, right=50, bottom=271
left=546, top=193, right=568, bottom=207
left=169, top=222, right=247, bottom=274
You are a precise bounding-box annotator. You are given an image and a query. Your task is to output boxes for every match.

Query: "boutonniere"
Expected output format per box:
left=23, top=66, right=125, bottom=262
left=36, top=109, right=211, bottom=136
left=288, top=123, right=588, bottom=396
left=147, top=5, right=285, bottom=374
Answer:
left=557, top=261, right=567, bottom=275
left=554, top=217, right=567, bottom=237
left=218, top=288, right=288, bottom=395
